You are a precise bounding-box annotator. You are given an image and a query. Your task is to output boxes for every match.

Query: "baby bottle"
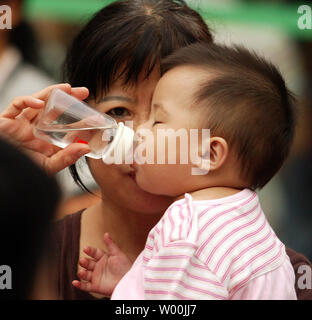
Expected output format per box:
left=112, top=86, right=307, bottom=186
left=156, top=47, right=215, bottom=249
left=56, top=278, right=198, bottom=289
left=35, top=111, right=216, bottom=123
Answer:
left=33, top=88, right=134, bottom=163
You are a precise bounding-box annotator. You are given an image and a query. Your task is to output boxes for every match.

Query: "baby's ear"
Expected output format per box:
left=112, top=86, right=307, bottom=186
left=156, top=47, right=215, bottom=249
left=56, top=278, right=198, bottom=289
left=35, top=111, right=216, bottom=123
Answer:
left=192, top=136, right=228, bottom=175
left=209, top=137, right=228, bottom=171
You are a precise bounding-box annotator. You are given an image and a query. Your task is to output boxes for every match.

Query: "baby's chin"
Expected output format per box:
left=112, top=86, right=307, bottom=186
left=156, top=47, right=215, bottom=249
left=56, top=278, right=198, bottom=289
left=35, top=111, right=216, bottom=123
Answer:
left=123, top=171, right=173, bottom=213
left=134, top=171, right=171, bottom=197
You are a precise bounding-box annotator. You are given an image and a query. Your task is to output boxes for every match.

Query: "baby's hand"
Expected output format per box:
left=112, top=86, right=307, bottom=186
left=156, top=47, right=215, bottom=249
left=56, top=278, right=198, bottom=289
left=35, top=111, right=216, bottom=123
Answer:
left=72, top=233, right=132, bottom=297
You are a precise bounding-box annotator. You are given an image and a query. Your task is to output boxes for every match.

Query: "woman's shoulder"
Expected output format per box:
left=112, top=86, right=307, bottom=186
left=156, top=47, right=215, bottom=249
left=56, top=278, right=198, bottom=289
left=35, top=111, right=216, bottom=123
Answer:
left=286, top=247, right=312, bottom=300
left=54, top=210, right=84, bottom=234
left=51, top=210, right=85, bottom=248
left=49, top=209, right=87, bottom=299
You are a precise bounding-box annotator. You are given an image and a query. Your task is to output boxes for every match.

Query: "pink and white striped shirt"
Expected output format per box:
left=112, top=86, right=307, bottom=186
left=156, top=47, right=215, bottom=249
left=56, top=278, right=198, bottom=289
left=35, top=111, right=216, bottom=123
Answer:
left=112, top=189, right=297, bottom=300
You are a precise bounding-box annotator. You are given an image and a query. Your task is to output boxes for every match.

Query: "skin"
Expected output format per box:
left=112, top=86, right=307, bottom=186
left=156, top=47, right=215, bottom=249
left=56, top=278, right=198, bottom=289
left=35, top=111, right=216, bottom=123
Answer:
left=134, top=66, right=247, bottom=199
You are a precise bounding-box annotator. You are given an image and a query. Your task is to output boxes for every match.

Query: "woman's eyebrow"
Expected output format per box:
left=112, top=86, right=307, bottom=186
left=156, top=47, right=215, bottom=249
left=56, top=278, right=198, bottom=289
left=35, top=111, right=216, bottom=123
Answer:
left=98, top=96, right=133, bottom=103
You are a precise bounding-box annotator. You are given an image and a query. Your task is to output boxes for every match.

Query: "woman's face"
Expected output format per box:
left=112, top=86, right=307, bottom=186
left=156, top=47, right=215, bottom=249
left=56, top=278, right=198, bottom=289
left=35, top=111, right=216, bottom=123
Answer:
left=87, top=69, right=173, bottom=214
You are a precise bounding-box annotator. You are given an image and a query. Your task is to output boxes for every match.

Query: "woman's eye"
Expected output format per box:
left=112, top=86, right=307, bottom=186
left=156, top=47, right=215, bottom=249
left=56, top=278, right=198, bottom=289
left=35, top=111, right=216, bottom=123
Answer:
left=106, top=107, right=131, bottom=118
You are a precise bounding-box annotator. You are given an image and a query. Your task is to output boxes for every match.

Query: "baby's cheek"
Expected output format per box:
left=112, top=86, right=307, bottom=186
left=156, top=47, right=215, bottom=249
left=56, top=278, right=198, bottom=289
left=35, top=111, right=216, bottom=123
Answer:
left=136, top=164, right=163, bottom=194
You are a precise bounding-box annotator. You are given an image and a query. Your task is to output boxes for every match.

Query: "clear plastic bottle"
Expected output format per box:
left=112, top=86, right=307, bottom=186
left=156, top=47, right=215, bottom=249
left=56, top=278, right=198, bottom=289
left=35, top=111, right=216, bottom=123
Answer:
left=33, top=88, right=134, bottom=162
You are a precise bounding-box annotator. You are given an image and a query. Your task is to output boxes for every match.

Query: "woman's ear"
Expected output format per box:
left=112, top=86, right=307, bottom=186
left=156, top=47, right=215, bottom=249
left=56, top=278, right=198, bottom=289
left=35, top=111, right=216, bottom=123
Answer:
left=209, top=137, right=228, bottom=171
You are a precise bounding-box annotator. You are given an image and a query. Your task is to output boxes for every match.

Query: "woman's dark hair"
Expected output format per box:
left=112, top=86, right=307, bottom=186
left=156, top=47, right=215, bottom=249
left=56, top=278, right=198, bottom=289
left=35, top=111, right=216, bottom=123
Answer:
left=0, top=138, right=61, bottom=299
left=63, top=0, right=213, bottom=193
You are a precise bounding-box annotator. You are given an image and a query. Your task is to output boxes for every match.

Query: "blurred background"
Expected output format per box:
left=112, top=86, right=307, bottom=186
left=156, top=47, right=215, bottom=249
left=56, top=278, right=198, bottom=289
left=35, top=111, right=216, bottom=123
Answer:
left=0, top=0, right=311, bottom=259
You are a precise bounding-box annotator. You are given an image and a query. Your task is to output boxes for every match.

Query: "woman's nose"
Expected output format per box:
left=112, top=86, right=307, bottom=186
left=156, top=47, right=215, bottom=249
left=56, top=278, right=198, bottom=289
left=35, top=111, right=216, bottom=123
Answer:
left=136, top=119, right=151, bottom=132
left=131, top=109, right=151, bottom=130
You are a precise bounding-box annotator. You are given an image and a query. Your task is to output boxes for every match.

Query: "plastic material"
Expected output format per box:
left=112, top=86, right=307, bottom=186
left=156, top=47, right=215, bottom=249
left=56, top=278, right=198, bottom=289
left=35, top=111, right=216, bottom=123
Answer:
left=33, top=88, right=134, bottom=162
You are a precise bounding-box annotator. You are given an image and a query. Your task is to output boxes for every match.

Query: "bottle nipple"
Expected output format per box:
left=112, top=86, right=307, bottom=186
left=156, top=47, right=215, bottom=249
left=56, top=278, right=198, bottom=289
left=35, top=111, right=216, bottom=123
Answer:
left=102, top=122, right=134, bottom=163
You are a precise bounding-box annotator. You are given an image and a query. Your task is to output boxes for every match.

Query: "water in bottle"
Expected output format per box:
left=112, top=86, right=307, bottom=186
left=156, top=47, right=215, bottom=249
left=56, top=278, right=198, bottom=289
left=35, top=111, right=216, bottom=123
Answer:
left=33, top=88, right=134, bottom=162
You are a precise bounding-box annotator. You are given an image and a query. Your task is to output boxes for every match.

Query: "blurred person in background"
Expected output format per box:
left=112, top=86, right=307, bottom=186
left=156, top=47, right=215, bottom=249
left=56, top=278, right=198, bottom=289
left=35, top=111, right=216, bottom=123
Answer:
left=277, top=0, right=312, bottom=260
left=0, top=135, right=60, bottom=299
left=278, top=41, right=312, bottom=260
left=0, top=0, right=53, bottom=111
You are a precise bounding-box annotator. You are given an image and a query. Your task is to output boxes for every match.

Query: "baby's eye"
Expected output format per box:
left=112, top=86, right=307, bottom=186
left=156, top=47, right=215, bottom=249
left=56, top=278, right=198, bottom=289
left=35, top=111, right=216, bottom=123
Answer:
left=106, top=107, right=131, bottom=119
left=153, top=121, right=162, bottom=126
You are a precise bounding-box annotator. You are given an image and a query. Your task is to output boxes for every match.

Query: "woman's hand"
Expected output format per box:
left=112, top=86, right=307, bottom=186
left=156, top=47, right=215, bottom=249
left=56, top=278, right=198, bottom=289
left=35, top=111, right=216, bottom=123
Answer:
left=72, top=233, right=132, bottom=297
left=0, top=83, right=91, bottom=175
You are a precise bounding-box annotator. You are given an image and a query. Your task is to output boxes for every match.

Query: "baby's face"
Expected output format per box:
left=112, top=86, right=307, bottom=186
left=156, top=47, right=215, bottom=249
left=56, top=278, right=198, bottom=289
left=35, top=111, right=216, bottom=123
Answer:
left=132, top=66, right=209, bottom=197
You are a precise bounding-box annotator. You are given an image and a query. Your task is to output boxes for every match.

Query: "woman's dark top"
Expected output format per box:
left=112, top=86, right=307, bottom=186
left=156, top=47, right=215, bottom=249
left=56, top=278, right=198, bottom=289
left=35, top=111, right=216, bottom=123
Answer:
left=51, top=211, right=312, bottom=300
left=51, top=210, right=98, bottom=300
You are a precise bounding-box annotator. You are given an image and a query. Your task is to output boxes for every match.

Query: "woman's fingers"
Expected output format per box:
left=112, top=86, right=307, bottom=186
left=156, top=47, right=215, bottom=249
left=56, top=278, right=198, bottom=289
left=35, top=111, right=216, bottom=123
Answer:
left=23, top=138, right=56, bottom=157
left=16, top=107, right=41, bottom=122
left=83, top=246, right=105, bottom=261
left=0, top=120, right=91, bottom=174
left=1, top=84, right=89, bottom=120
left=32, top=83, right=89, bottom=101
left=0, top=117, right=35, bottom=143
left=43, top=142, right=91, bottom=175
left=31, top=83, right=71, bottom=100
left=0, top=96, right=44, bottom=119
left=70, top=87, right=90, bottom=101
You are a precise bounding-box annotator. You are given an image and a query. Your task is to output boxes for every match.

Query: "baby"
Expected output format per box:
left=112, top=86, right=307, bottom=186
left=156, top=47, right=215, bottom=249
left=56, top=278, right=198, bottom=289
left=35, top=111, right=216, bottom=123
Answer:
left=72, top=43, right=297, bottom=300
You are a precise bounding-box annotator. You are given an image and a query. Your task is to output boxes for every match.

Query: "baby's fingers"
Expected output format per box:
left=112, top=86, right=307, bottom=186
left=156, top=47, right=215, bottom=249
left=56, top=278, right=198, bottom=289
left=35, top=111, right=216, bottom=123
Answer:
left=79, top=257, right=96, bottom=271
left=104, top=233, right=123, bottom=256
left=83, top=246, right=105, bottom=261
left=77, top=269, right=92, bottom=282
left=72, top=280, right=92, bottom=292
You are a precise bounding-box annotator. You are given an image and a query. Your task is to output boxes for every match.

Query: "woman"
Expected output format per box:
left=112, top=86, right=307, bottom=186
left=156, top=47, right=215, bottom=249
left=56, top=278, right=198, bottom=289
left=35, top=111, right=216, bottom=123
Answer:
left=0, top=0, right=311, bottom=300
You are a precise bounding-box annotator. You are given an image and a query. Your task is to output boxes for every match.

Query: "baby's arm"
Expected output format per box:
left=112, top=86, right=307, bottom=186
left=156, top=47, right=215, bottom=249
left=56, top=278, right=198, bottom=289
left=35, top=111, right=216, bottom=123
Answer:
left=72, top=233, right=132, bottom=297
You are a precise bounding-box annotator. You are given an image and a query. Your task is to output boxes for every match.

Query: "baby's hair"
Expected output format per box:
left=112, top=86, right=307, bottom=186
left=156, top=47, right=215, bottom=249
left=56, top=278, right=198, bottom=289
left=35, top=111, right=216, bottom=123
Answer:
left=162, top=43, right=297, bottom=189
